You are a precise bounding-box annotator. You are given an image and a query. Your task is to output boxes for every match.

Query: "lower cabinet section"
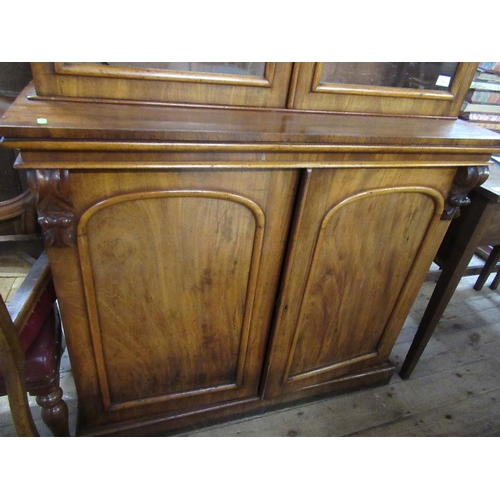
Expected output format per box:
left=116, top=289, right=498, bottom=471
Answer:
left=42, top=165, right=455, bottom=436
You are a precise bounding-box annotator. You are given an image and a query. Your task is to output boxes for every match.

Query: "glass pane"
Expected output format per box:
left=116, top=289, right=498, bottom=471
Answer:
left=68, top=62, right=266, bottom=77
left=320, top=62, right=459, bottom=91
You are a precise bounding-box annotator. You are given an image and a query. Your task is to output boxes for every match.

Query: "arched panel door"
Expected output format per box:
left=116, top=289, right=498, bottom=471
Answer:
left=66, top=169, right=298, bottom=427
left=78, top=190, right=265, bottom=410
left=263, top=167, right=455, bottom=399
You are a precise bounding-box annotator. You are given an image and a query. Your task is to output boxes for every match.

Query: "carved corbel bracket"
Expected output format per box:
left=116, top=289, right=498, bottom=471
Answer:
left=27, top=169, right=76, bottom=247
left=441, top=165, right=490, bottom=220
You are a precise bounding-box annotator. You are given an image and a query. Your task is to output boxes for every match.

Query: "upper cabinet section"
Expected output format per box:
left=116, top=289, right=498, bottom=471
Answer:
left=31, top=62, right=294, bottom=108
left=30, top=62, right=478, bottom=117
left=289, top=62, right=478, bottom=117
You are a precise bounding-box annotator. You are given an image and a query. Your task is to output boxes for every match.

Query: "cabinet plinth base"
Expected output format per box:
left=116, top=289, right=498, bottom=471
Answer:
left=75, top=362, right=395, bottom=437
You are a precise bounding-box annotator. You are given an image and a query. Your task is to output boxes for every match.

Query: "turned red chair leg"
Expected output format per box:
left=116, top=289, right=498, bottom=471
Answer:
left=33, top=386, right=70, bottom=437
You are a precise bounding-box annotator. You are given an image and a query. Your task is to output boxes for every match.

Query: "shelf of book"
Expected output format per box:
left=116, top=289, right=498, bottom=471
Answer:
left=460, top=63, right=500, bottom=132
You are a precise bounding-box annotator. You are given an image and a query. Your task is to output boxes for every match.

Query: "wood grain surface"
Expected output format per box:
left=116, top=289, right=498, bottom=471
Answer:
left=2, top=84, right=500, bottom=150
left=1, top=69, right=500, bottom=435
left=30, top=63, right=294, bottom=109
left=50, top=169, right=299, bottom=429
left=263, top=167, right=456, bottom=398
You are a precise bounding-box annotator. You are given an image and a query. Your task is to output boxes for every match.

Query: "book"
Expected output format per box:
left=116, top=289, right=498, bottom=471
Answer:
left=476, top=72, right=500, bottom=83
left=478, top=62, right=500, bottom=74
left=470, top=80, right=500, bottom=92
left=461, top=101, right=500, bottom=114
left=459, top=112, right=500, bottom=122
left=466, top=89, right=500, bottom=104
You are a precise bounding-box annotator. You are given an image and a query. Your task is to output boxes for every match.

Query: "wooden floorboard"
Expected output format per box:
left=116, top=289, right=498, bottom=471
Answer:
left=0, top=251, right=32, bottom=303
left=183, top=272, right=500, bottom=437
left=347, top=388, right=500, bottom=437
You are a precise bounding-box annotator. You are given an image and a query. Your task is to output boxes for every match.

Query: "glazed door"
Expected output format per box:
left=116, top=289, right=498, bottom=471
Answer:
left=46, top=168, right=298, bottom=433
left=31, top=62, right=294, bottom=108
left=263, top=167, right=456, bottom=399
left=288, top=62, right=477, bottom=117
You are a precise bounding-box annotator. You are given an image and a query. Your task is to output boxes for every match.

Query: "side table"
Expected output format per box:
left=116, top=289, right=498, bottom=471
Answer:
left=400, top=158, right=500, bottom=379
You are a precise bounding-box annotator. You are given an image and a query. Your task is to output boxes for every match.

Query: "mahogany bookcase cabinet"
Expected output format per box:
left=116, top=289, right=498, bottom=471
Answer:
left=1, top=62, right=499, bottom=436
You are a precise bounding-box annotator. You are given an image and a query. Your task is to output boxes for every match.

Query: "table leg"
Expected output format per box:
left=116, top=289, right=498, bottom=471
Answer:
left=474, top=245, right=500, bottom=291
left=400, top=195, right=492, bottom=379
left=490, top=269, right=500, bottom=290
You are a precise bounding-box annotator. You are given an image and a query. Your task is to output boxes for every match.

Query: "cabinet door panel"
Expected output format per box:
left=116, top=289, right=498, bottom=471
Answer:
left=53, top=169, right=299, bottom=430
left=264, top=167, right=455, bottom=398
left=289, top=62, right=477, bottom=117
left=287, top=189, right=438, bottom=380
left=79, top=192, right=263, bottom=409
left=31, top=62, right=294, bottom=108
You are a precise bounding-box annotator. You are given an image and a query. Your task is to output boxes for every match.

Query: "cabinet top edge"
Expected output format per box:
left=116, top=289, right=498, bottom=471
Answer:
left=1, top=83, right=500, bottom=149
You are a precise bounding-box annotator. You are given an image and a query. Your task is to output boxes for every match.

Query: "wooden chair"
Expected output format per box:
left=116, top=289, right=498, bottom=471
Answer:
left=0, top=249, right=70, bottom=436
left=0, top=292, right=39, bottom=436
left=0, top=176, right=69, bottom=436
left=0, top=251, right=69, bottom=436
left=0, top=189, right=37, bottom=235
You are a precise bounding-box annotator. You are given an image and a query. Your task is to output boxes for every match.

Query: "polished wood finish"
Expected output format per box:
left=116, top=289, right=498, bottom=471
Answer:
left=31, top=62, right=478, bottom=118
left=26, top=169, right=76, bottom=248
left=290, top=63, right=478, bottom=117
left=400, top=160, right=500, bottom=379
left=59, top=169, right=298, bottom=429
left=31, top=63, right=294, bottom=109
left=442, top=165, right=490, bottom=219
left=1, top=74, right=499, bottom=435
left=4, top=84, right=500, bottom=150
left=264, top=167, right=454, bottom=398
